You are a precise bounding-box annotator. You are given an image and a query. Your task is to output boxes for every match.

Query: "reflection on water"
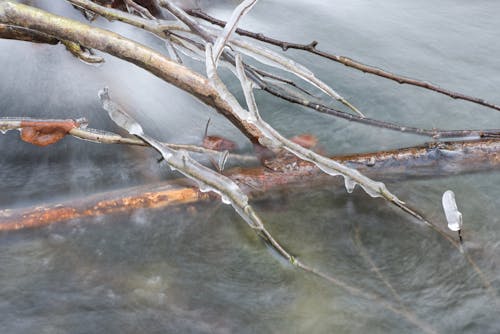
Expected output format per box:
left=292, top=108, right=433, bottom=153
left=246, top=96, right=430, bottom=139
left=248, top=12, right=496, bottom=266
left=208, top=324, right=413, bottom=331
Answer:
left=1, top=0, right=499, bottom=333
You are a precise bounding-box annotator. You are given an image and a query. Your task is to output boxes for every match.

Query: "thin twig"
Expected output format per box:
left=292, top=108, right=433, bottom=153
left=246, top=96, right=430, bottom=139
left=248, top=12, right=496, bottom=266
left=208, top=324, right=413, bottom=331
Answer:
left=353, top=225, right=404, bottom=305
left=65, top=1, right=500, bottom=140
left=123, top=0, right=156, bottom=20
left=0, top=117, right=256, bottom=163
left=187, top=9, right=500, bottom=113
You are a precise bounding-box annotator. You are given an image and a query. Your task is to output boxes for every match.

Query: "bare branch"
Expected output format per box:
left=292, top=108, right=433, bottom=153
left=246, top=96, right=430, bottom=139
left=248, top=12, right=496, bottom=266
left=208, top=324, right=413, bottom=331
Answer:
left=0, top=1, right=265, bottom=142
left=188, top=8, right=500, bottom=113
left=0, top=23, right=58, bottom=44
left=212, top=0, right=258, bottom=64
left=123, top=0, right=155, bottom=20
left=62, top=2, right=499, bottom=139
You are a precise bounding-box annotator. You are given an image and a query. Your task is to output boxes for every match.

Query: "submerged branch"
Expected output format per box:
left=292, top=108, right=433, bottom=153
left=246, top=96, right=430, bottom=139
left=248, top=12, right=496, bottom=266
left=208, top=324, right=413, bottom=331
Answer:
left=0, top=140, right=500, bottom=228
left=1, top=138, right=498, bottom=230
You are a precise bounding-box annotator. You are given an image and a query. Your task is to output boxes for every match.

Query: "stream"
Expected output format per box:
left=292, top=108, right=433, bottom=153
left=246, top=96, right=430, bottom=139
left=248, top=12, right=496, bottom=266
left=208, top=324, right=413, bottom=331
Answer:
left=1, top=0, right=499, bottom=333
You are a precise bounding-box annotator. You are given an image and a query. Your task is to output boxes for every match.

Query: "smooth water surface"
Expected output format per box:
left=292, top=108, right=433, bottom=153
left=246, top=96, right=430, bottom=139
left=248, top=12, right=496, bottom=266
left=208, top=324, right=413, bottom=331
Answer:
left=1, top=1, right=499, bottom=333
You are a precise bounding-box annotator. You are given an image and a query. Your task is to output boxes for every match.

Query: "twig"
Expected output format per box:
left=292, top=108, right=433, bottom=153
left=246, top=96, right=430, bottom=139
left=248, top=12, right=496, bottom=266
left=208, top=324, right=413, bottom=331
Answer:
left=65, top=1, right=500, bottom=140
left=67, top=0, right=186, bottom=37
left=123, top=0, right=155, bottom=20
left=0, top=117, right=255, bottom=163
left=212, top=0, right=258, bottom=64
left=353, top=225, right=404, bottom=305
left=187, top=8, right=500, bottom=113
left=0, top=1, right=265, bottom=142
left=260, top=82, right=500, bottom=139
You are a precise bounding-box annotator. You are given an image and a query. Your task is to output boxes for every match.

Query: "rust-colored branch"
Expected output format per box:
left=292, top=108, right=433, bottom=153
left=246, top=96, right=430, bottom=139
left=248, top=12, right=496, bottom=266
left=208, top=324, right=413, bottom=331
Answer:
left=2, top=139, right=498, bottom=231
left=0, top=183, right=210, bottom=231
left=0, top=1, right=263, bottom=143
left=187, top=9, right=500, bottom=113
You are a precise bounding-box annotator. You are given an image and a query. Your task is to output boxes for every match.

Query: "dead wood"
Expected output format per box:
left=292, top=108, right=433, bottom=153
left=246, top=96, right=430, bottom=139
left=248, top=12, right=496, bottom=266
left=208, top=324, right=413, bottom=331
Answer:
left=1, top=139, right=498, bottom=231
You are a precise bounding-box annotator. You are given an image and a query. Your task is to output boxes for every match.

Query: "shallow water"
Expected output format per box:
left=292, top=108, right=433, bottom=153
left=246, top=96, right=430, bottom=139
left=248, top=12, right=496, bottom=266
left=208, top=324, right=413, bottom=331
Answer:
left=1, top=1, right=499, bottom=333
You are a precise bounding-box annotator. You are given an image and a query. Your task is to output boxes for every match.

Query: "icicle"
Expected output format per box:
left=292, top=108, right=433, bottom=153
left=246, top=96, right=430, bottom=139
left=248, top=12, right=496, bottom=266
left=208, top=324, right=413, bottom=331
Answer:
left=205, top=44, right=254, bottom=122
left=344, top=177, right=356, bottom=193
left=221, top=195, right=232, bottom=205
left=98, top=88, right=144, bottom=136
left=442, top=190, right=463, bottom=232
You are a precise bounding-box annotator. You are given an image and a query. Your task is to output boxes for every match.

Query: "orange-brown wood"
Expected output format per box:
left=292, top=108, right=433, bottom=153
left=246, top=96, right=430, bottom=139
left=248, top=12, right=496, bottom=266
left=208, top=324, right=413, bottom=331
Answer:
left=1, top=139, right=498, bottom=232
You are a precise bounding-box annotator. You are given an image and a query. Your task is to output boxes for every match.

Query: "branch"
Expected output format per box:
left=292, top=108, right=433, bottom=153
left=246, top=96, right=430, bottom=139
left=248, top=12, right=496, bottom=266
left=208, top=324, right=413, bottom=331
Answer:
left=96, top=88, right=438, bottom=330
left=188, top=8, right=500, bottom=113
left=2, top=138, right=498, bottom=229
left=0, top=117, right=255, bottom=163
left=64, top=1, right=500, bottom=139
left=212, top=0, right=258, bottom=64
left=67, top=0, right=186, bottom=37
left=0, top=23, right=58, bottom=44
left=0, top=1, right=264, bottom=143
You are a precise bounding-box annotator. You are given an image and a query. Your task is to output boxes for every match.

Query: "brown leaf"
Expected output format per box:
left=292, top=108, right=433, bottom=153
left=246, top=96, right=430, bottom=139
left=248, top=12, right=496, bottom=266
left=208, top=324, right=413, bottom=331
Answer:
left=203, top=135, right=237, bottom=151
left=290, top=134, right=318, bottom=149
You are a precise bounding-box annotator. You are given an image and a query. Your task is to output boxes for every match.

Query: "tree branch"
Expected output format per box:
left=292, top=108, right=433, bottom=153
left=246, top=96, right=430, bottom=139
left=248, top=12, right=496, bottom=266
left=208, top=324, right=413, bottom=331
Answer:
left=61, top=1, right=500, bottom=140
left=187, top=8, right=500, bottom=113
left=0, top=1, right=264, bottom=143
left=2, top=138, right=497, bottom=230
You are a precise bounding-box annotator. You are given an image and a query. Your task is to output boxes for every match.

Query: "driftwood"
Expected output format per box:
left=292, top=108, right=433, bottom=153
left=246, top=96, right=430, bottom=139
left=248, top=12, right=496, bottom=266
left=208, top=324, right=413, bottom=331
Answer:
left=1, top=138, right=498, bottom=232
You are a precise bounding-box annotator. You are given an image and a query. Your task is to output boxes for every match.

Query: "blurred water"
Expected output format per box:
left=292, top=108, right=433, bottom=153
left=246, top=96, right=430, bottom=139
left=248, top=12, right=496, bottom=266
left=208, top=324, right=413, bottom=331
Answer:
left=1, top=0, right=499, bottom=333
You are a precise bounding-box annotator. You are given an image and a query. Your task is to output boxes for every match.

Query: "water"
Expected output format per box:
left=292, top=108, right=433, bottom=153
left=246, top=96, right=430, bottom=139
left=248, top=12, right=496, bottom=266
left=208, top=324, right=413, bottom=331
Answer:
left=1, top=0, right=499, bottom=333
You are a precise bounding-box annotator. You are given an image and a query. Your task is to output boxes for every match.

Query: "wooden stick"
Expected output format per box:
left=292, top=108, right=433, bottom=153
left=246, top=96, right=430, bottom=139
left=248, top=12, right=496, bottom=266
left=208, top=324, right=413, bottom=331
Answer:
left=1, top=139, right=498, bottom=231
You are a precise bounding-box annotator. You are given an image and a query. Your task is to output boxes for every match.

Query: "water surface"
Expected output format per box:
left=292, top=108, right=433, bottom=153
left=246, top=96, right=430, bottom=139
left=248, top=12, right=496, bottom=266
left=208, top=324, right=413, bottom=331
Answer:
left=1, top=1, right=499, bottom=333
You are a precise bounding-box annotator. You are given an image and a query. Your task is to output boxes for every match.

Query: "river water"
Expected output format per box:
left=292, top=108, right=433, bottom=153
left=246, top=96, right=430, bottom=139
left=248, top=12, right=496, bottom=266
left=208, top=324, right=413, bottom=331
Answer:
left=1, top=0, right=499, bottom=333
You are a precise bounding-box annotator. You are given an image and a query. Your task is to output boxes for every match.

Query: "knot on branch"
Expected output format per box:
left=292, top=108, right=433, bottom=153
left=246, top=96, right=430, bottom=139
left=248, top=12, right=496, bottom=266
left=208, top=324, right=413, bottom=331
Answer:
left=307, top=40, right=318, bottom=50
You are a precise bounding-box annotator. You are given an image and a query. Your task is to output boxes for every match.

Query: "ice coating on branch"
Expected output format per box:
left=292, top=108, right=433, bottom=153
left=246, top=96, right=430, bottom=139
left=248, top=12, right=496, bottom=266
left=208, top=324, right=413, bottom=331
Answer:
left=101, top=90, right=260, bottom=228
left=230, top=39, right=338, bottom=97
left=99, top=88, right=143, bottom=136
left=212, top=0, right=259, bottom=64
left=442, top=190, right=463, bottom=231
left=230, top=53, right=399, bottom=202
left=170, top=36, right=206, bottom=62
left=235, top=54, right=260, bottom=122
left=0, top=119, right=22, bottom=134
left=205, top=44, right=255, bottom=123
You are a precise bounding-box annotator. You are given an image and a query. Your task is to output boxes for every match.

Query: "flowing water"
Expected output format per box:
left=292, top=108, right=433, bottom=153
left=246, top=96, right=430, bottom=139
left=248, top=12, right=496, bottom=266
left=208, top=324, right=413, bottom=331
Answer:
left=1, top=0, right=500, bottom=333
